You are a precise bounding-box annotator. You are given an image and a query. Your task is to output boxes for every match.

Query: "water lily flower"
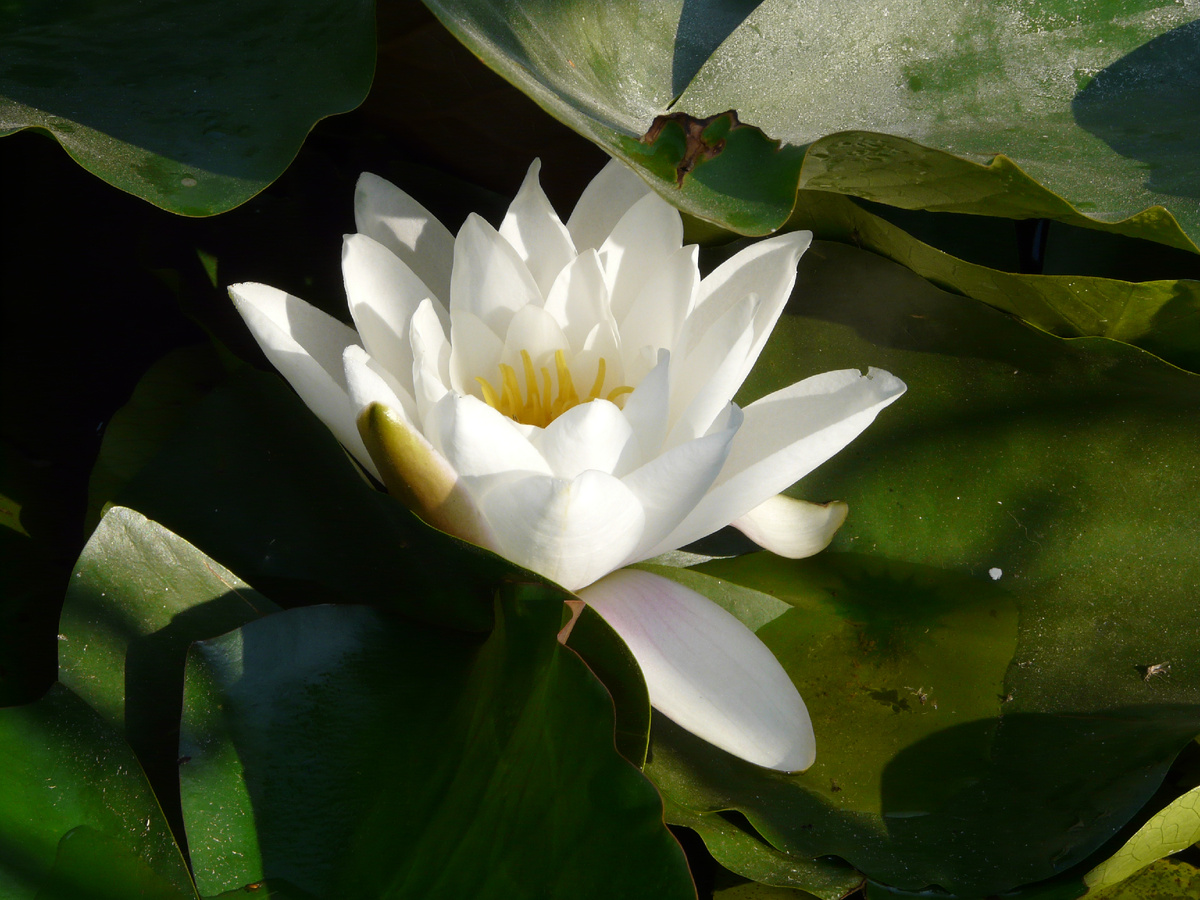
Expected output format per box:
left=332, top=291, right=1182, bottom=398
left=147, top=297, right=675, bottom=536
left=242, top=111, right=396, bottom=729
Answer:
left=230, top=159, right=904, bottom=772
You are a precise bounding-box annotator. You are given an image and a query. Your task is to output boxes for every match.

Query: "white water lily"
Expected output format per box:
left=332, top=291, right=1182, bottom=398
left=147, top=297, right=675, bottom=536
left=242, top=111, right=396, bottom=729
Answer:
left=230, top=159, right=904, bottom=772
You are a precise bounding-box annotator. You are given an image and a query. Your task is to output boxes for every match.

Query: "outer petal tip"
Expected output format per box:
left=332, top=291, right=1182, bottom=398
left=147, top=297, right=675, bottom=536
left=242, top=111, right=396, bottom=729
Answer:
left=579, top=568, right=815, bottom=772
left=732, top=495, right=848, bottom=560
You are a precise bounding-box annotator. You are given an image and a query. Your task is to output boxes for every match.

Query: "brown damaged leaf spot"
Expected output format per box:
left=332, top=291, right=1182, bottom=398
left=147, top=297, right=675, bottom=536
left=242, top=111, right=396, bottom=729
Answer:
left=642, top=109, right=743, bottom=186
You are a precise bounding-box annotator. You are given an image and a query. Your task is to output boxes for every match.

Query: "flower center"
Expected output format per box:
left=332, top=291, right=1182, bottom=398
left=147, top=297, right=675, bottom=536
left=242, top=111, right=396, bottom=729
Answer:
left=476, top=349, right=633, bottom=427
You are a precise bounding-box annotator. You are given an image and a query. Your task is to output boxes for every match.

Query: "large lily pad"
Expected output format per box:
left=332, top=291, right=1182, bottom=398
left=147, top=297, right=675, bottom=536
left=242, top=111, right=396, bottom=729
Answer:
left=640, top=241, right=1200, bottom=896
left=57, top=505, right=280, bottom=841
left=179, top=596, right=693, bottom=899
left=0, top=0, right=374, bottom=215
left=0, top=685, right=197, bottom=900
left=423, top=0, right=1200, bottom=249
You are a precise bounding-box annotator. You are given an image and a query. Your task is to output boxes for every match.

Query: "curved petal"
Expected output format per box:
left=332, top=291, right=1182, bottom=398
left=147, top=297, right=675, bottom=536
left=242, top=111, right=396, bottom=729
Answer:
left=731, top=495, right=848, bottom=559
left=355, top=172, right=454, bottom=307
left=535, top=398, right=633, bottom=480
left=229, top=282, right=371, bottom=472
left=479, top=470, right=645, bottom=591
left=426, top=391, right=550, bottom=479
left=343, top=233, right=445, bottom=389
left=499, top=159, right=576, bottom=297
left=598, top=193, right=684, bottom=322
left=578, top=569, right=815, bottom=772
left=343, top=345, right=419, bottom=429
left=647, top=368, right=905, bottom=556
left=566, top=158, right=653, bottom=252
left=620, top=408, right=740, bottom=564
left=409, top=299, right=451, bottom=427
left=451, top=214, right=542, bottom=333
left=616, top=349, right=671, bottom=471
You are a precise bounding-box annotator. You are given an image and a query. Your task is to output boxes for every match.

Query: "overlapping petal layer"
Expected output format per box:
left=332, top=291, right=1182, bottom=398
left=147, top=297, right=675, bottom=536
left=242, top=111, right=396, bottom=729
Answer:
left=230, top=159, right=905, bottom=771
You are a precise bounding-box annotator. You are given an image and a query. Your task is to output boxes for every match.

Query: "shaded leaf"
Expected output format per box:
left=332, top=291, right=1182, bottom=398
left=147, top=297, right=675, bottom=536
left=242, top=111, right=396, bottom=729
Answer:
left=0, top=685, right=196, bottom=899
left=1085, top=784, right=1200, bottom=891
left=0, top=0, right=374, bottom=214
left=179, top=595, right=693, bottom=899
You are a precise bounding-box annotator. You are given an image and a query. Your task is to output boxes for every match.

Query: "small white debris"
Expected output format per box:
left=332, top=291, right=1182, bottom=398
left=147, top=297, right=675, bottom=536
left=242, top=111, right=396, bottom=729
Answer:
left=989, top=567, right=1003, bottom=581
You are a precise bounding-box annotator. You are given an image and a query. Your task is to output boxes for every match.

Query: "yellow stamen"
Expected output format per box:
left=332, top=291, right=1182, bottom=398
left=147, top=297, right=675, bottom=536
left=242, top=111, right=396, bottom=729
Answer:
left=476, top=349, right=633, bottom=427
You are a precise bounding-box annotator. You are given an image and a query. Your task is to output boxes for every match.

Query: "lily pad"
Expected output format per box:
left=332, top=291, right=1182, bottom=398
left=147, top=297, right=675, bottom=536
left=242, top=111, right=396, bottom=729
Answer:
left=640, top=241, right=1200, bottom=896
left=0, top=685, right=197, bottom=900
left=179, top=595, right=693, bottom=899
left=0, top=0, right=375, bottom=214
left=57, top=505, right=280, bottom=841
left=423, top=0, right=1200, bottom=249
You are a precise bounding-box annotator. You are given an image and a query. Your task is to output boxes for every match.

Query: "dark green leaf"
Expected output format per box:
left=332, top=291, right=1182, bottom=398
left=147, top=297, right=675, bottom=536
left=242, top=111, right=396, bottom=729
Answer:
left=34, top=827, right=191, bottom=900
left=0, top=0, right=374, bottom=214
left=179, top=593, right=693, bottom=899
left=58, top=505, right=280, bottom=843
left=0, top=685, right=197, bottom=899
left=642, top=241, right=1200, bottom=897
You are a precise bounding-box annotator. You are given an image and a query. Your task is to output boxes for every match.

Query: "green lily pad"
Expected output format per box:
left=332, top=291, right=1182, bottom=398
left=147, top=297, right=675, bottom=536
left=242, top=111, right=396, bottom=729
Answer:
left=0, top=684, right=197, bottom=900
left=179, top=594, right=692, bottom=899
left=1085, top=783, right=1200, bottom=892
left=0, top=0, right=374, bottom=215
left=423, top=0, right=1200, bottom=249
left=640, top=241, right=1200, bottom=896
left=57, top=505, right=280, bottom=842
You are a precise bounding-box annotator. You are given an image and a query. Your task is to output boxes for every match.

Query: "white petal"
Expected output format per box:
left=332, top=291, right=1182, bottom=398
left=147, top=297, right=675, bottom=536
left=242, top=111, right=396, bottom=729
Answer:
left=451, top=214, right=543, bottom=333
left=355, top=172, right=454, bottom=306
left=409, top=299, right=451, bottom=427
left=536, top=399, right=633, bottom=480
left=229, top=283, right=372, bottom=472
left=666, top=295, right=756, bottom=446
left=543, top=250, right=613, bottom=351
left=479, top=470, right=645, bottom=591
left=500, top=305, right=571, bottom=373
left=343, top=233, right=446, bottom=389
left=449, top=310, right=504, bottom=397
left=567, top=158, right=653, bottom=252
left=649, top=368, right=906, bottom=555
left=343, top=345, right=419, bottom=429
left=731, top=495, right=848, bottom=559
left=618, top=244, right=698, bottom=363
left=499, top=159, right=577, bottom=297
left=579, top=568, right=815, bottom=772
left=620, top=408, right=740, bottom=563
left=427, top=392, right=550, bottom=479
left=615, top=350, right=671, bottom=471
left=598, top=193, right=684, bottom=322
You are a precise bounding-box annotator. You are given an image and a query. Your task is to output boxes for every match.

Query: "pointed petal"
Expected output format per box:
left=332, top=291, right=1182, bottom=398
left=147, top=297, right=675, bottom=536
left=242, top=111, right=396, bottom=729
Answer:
left=648, top=368, right=905, bottom=555
left=343, top=233, right=446, bottom=390
left=567, top=158, right=653, bottom=252
left=357, top=403, right=493, bottom=549
left=448, top=309, right=504, bottom=396
left=731, top=495, right=848, bottom=558
left=355, top=172, right=454, bottom=306
left=666, top=294, right=757, bottom=447
left=451, top=214, right=542, bottom=333
left=499, top=159, right=576, bottom=297
left=598, top=193, right=683, bottom=322
left=543, top=250, right=613, bottom=351
left=579, top=569, right=815, bottom=772
left=537, top=399, right=633, bottom=480
left=479, top=470, right=645, bottom=591
left=229, top=282, right=371, bottom=471
left=409, top=299, right=451, bottom=427
left=620, top=408, right=740, bottom=563
left=616, top=349, right=671, bottom=471
left=500, top=305, right=570, bottom=373
left=618, top=244, right=698, bottom=362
